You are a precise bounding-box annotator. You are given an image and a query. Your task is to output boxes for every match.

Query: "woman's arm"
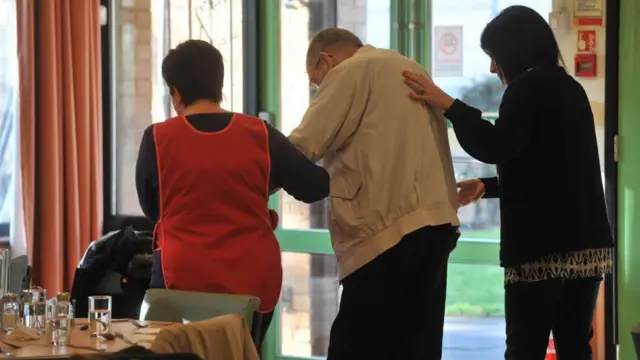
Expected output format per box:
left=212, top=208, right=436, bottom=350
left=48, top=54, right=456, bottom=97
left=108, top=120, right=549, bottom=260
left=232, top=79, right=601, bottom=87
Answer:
left=443, top=74, right=538, bottom=164
left=266, top=123, right=330, bottom=204
left=135, top=125, right=160, bottom=222
left=479, top=177, right=499, bottom=198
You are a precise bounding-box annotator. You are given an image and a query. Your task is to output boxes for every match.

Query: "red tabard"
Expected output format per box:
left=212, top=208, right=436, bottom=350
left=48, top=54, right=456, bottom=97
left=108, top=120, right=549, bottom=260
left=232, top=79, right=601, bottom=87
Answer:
left=153, top=114, right=282, bottom=312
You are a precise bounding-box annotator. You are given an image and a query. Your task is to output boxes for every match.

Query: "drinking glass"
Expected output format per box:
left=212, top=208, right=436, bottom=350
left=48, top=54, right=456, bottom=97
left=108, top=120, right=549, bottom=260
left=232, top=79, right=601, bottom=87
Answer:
left=55, top=293, right=74, bottom=327
left=31, top=287, right=47, bottom=332
left=51, top=294, right=74, bottom=345
left=21, top=287, right=47, bottom=332
left=21, top=291, right=34, bottom=328
left=51, top=308, right=73, bottom=346
left=1, top=293, right=19, bottom=331
left=88, top=295, right=112, bottom=337
left=28, top=287, right=47, bottom=303
left=43, top=300, right=55, bottom=343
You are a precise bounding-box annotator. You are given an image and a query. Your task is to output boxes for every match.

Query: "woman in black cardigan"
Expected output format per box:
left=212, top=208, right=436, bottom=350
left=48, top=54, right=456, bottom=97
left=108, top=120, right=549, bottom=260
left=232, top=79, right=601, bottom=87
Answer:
left=403, top=5, right=613, bottom=360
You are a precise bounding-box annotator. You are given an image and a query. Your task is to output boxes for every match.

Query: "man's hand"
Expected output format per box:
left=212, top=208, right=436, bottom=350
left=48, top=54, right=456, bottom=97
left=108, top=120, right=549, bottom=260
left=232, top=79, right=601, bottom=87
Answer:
left=457, top=179, right=485, bottom=207
left=268, top=209, right=280, bottom=230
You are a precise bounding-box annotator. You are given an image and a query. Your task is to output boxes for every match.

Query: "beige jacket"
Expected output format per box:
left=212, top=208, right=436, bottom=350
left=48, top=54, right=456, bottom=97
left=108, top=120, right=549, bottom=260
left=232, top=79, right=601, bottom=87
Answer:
left=150, top=314, right=259, bottom=360
left=289, top=45, right=460, bottom=279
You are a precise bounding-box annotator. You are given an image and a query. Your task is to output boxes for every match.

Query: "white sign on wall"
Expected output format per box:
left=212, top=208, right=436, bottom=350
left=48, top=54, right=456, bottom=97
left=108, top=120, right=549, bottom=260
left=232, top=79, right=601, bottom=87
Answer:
left=433, top=26, right=463, bottom=77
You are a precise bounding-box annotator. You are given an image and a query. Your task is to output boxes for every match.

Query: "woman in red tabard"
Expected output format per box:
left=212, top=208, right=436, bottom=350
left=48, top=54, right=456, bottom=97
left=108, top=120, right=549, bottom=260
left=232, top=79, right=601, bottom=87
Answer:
left=135, top=40, right=329, bottom=351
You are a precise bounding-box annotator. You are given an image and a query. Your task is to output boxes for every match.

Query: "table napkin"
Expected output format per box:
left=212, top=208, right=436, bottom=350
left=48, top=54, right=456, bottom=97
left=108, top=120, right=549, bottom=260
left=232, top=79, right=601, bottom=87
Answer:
left=5, top=326, right=40, bottom=342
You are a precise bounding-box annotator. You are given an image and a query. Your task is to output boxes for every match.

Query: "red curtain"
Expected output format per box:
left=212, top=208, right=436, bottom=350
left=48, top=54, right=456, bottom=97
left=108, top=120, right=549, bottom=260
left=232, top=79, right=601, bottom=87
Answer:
left=17, top=0, right=103, bottom=293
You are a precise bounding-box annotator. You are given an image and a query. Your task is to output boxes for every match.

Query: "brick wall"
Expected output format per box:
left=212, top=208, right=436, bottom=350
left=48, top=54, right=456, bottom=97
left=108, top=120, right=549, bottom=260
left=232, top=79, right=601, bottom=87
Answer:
left=115, top=0, right=153, bottom=214
left=338, top=0, right=368, bottom=39
left=115, top=1, right=243, bottom=214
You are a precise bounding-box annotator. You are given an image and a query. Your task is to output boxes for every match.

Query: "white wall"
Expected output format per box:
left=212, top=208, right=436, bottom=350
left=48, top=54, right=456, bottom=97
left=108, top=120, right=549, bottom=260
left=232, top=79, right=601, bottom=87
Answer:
left=552, top=2, right=606, bottom=166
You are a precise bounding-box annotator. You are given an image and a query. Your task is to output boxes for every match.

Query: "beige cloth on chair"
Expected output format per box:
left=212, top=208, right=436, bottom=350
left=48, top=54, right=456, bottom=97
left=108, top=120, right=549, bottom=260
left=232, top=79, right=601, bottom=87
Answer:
left=150, top=314, right=259, bottom=360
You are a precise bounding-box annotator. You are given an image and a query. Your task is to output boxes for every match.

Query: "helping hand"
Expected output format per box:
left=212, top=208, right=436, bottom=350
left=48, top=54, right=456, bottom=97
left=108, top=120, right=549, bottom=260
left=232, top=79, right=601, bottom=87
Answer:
left=268, top=209, right=279, bottom=230
left=457, top=179, right=485, bottom=207
left=402, top=71, right=456, bottom=111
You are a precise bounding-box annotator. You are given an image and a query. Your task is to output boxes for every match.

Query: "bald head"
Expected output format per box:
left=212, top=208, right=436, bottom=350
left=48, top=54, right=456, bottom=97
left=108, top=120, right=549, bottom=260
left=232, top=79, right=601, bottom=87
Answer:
left=306, top=28, right=364, bottom=69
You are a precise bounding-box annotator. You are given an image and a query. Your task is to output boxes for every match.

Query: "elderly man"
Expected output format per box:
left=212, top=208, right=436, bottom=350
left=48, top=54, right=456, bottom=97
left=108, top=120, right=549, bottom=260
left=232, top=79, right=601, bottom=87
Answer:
left=288, top=28, right=460, bottom=360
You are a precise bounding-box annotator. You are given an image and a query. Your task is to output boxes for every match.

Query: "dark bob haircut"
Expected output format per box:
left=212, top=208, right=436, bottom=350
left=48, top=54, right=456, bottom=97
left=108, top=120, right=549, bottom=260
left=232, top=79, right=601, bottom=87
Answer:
left=161, top=39, right=224, bottom=106
left=480, top=5, right=563, bottom=82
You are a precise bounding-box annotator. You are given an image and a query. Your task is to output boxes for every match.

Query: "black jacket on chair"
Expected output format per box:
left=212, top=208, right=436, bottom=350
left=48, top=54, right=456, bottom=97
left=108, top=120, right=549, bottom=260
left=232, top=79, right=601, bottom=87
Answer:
left=444, top=66, right=614, bottom=267
left=70, top=227, right=153, bottom=319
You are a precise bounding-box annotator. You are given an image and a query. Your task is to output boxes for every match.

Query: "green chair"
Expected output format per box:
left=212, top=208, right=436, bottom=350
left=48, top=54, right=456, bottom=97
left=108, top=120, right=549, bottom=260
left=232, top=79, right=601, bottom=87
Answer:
left=138, top=289, right=264, bottom=349
left=8, top=255, right=29, bottom=294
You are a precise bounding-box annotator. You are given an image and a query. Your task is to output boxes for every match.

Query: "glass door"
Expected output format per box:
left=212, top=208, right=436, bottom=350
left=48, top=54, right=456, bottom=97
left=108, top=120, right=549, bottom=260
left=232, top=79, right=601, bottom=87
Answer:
left=259, top=1, right=570, bottom=359
left=428, top=1, right=512, bottom=358
left=429, top=0, right=607, bottom=359
left=428, top=1, right=550, bottom=358
left=260, top=1, right=403, bottom=359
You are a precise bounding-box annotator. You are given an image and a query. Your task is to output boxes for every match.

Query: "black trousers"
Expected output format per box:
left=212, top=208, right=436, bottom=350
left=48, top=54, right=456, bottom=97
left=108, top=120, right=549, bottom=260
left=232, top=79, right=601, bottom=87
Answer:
left=326, top=224, right=459, bottom=360
left=504, top=276, right=602, bottom=360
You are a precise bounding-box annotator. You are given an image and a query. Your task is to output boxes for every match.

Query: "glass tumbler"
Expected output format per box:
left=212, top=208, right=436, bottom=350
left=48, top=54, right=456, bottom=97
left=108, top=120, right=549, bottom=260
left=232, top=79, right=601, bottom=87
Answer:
left=51, top=296, right=74, bottom=346
left=22, top=286, right=47, bottom=333
left=21, top=291, right=34, bottom=328
left=55, top=292, right=75, bottom=327
left=51, top=315, right=72, bottom=345
left=88, top=295, right=112, bottom=337
left=1, top=293, right=19, bottom=331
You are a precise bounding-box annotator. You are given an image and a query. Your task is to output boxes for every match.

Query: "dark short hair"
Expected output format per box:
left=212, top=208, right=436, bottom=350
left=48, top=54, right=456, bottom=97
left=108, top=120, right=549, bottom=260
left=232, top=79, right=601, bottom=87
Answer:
left=306, top=28, right=364, bottom=68
left=161, top=39, right=224, bottom=106
left=480, top=6, right=563, bottom=82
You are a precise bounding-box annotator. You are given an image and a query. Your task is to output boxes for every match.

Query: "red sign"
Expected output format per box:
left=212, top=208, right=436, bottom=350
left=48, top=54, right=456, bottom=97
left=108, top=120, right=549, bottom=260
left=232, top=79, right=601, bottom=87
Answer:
left=577, top=30, right=597, bottom=53
left=439, top=32, right=458, bottom=56
left=575, top=17, right=603, bottom=27
left=575, top=53, right=597, bottom=77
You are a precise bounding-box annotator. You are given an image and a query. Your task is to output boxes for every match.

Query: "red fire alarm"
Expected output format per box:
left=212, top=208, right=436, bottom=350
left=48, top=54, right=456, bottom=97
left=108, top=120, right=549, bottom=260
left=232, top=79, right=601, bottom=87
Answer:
left=574, top=54, right=597, bottom=77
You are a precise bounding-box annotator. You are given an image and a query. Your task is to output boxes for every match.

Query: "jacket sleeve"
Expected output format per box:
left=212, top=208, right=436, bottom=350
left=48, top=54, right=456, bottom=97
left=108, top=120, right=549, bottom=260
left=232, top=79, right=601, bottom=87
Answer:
left=443, top=72, right=538, bottom=164
left=266, top=122, right=330, bottom=203
left=479, top=177, right=499, bottom=198
left=288, top=64, right=369, bottom=161
left=135, top=125, right=160, bottom=222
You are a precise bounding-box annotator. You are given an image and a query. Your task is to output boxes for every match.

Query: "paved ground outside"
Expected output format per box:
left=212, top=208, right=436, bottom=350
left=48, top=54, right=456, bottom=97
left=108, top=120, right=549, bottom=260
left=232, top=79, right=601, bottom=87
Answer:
left=443, top=317, right=506, bottom=360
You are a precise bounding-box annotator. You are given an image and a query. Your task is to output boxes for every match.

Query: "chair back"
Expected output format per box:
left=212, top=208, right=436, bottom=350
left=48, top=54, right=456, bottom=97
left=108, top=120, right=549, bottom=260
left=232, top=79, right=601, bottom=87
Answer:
left=8, top=255, right=29, bottom=294
left=139, top=289, right=260, bottom=329
left=139, top=289, right=265, bottom=352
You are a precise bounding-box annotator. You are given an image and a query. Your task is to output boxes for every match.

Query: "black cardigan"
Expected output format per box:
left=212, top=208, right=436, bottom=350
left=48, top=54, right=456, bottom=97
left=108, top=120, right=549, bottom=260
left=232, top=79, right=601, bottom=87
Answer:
left=444, top=66, right=614, bottom=267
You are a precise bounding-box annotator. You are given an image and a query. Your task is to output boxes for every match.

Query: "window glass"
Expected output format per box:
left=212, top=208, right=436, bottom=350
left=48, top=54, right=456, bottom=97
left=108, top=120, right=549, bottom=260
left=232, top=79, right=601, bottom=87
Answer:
left=444, top=263, right=505, bottom=359
left=280, top=252, right=339, bottom=357
left=431, top=0, right=552, bottom=241
left=0, top=0, right=17, bottom=235
left=279, top=259, right=506, bottom=359
left=279, top=0, right=390, bottom=230
left=113, top=0, right=244, bottom=215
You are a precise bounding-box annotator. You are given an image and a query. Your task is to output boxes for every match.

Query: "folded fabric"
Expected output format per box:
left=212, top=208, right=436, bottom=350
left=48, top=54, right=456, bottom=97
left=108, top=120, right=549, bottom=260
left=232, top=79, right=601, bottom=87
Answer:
left=150, top=314, right=259, bottom=360
left=5, top=325, right=40, bottom=341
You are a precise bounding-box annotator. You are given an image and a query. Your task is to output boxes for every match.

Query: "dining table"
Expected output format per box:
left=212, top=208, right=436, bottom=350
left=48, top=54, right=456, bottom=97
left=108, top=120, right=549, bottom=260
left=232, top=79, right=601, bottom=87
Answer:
left=0, top=319, right=174, bottom=358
